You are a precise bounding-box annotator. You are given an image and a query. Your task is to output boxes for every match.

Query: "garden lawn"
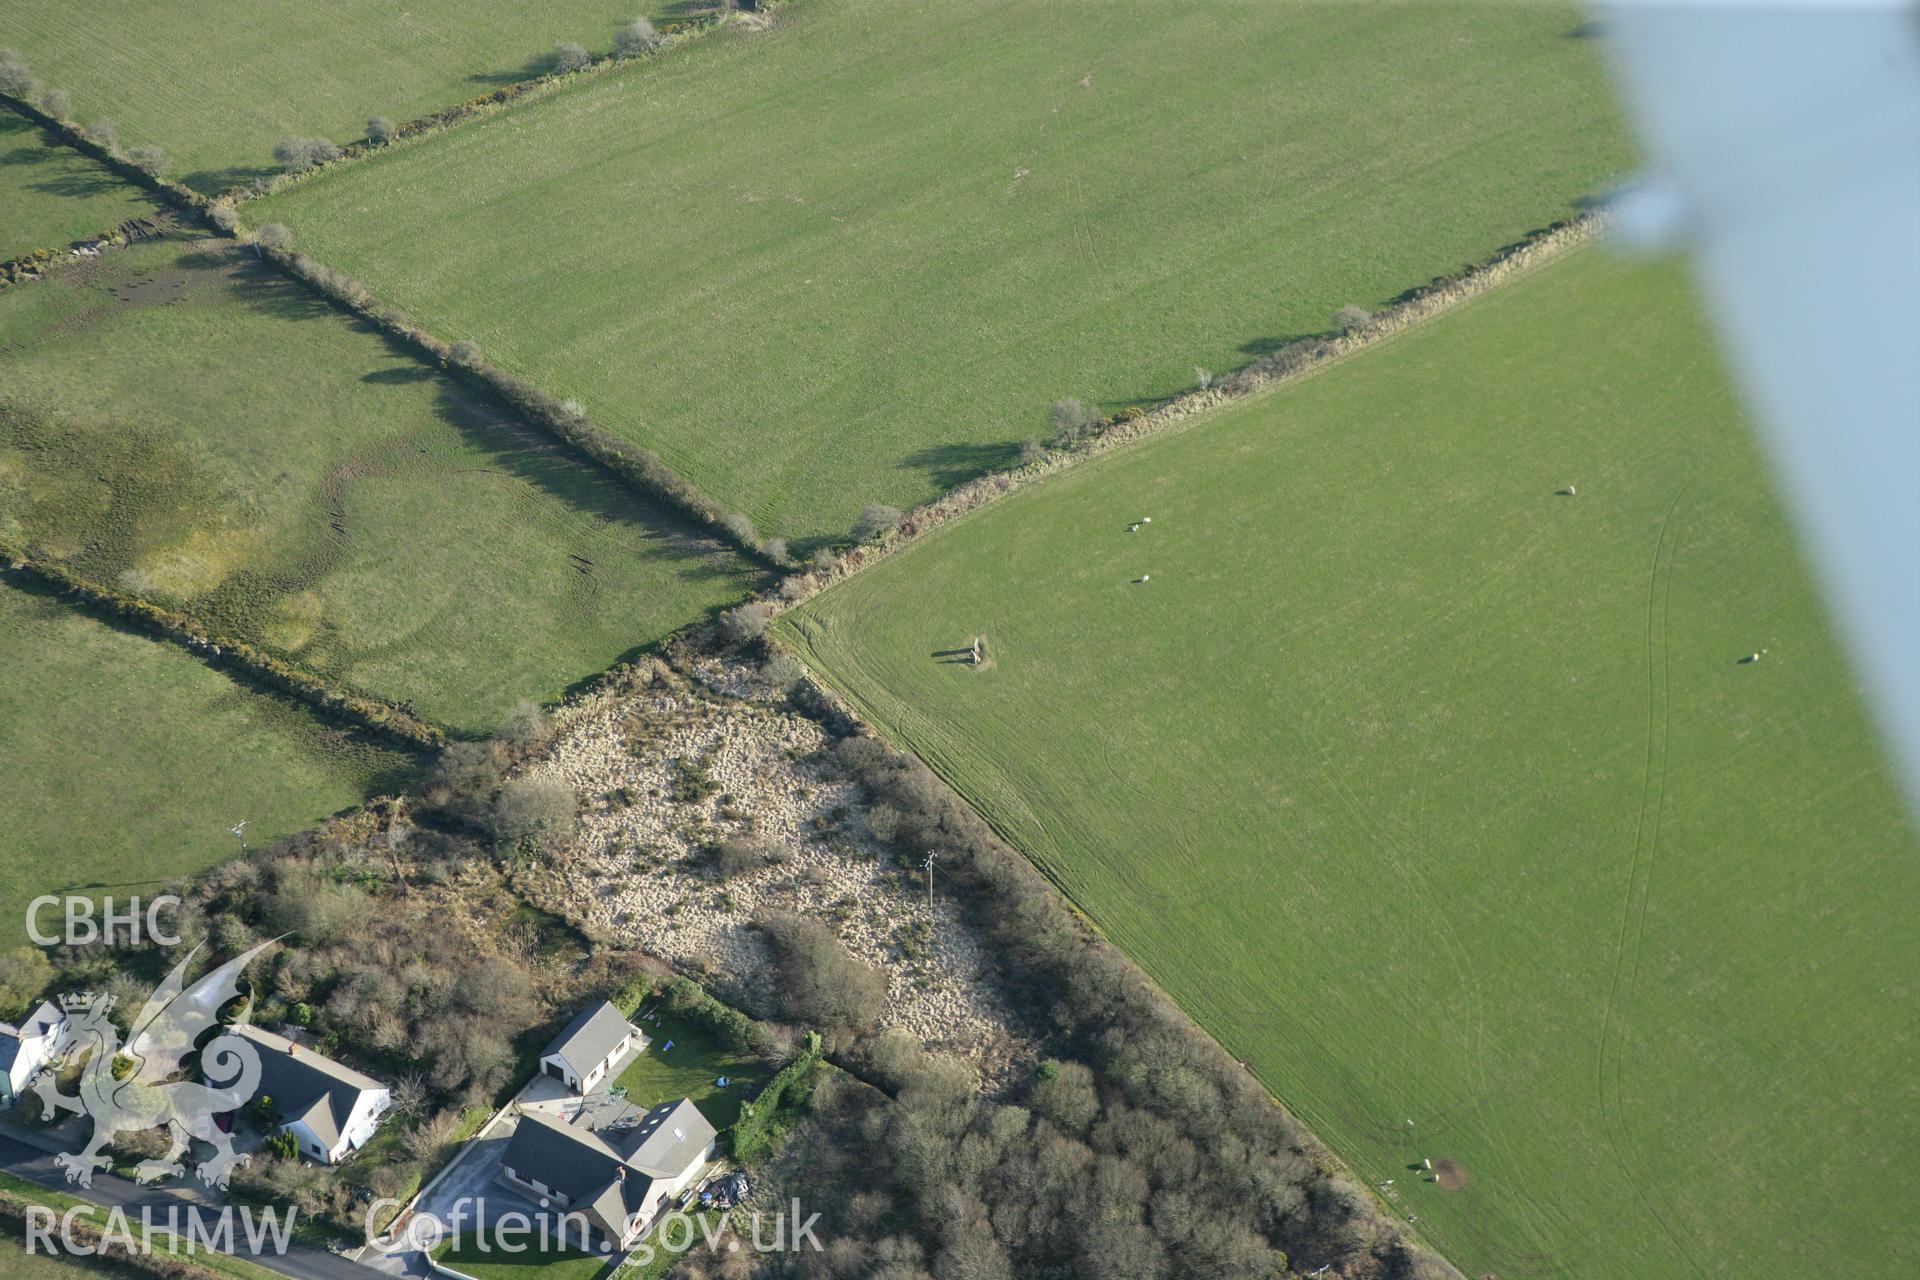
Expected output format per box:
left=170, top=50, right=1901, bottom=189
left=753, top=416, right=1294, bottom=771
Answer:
left=0, top=1, right=671, bottom=193
left=0, top=237, right=762, bottom=734
left=0, top=581, right=414, bottom=947
left=615, top=1013, right=765, bottom=1131
left=779, top=248, right=1920, bottom=1280
left=433, top=1230, right=611, bottom=1280
left=0, top=110, right=166, bottom=260
left=258, top=0, right=1633, bottom=544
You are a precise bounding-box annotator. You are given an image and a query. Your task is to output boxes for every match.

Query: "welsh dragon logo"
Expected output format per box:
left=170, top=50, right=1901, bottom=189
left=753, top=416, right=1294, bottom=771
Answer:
left=32, top=940, right=276, bottom=1189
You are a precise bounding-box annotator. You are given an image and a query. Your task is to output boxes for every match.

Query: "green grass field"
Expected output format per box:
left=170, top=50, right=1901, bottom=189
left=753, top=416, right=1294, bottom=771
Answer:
left=0, top=237, right=761, bottom=733
left=0, top=1231, right=145, bottom=1279
left=0, top=111, right=167, bottom=260
left=1, top=1, right=670, bottom=194
left=258, top=0, right=1631, bottom=544
left=616, top=1012, right=765, bottom=1130
left=434, top=1230, right=611, bottom=1280
left=780, top=248, right=1920, bottom=1279
left=0, top=579, right=415, bottom=929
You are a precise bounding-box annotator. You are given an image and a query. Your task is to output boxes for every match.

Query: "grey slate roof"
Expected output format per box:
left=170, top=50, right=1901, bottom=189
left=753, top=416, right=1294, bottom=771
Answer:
left=543, top=999, right=637, bottom=1077
left=236, top=1025, right=384, bottom=1148
left=502, top=1111, right=654, bottom=1219
left=619, top=1098, right=718, bottom=1178
left=0, top=1002, right=61, bottom=1074
left=500, top=1099, right=716, bottom=1240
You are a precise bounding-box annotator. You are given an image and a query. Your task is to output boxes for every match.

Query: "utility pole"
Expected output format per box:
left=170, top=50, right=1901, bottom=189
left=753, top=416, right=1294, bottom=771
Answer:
left=921, top=852, right=938, bottom=909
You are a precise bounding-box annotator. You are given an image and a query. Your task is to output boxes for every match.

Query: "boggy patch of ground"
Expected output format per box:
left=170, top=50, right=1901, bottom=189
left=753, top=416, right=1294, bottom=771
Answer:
left=511, top=660, right=1031, bottom=1081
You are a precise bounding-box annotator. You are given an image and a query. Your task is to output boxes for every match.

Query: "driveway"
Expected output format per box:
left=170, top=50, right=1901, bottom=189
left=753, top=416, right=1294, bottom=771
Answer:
left=411, top=1115, right=530, bottom=1232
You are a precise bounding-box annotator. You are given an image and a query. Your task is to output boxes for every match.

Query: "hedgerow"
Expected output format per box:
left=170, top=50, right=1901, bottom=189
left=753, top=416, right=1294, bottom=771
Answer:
left=0, top=546, right=444, bottom=749
left=251, top=243, right=774, bottom=566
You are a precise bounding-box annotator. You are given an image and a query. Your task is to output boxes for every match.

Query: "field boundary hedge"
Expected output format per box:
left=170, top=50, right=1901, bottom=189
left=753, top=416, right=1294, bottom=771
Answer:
left=247, top=241, right=778, bottom=567
left=235, top=5, right=787, bottom=206
left=0, top=546, right=445, bottom=750
left=742, top=667, right=1456, bottom=1276
left=744, top=215, right=1604, bottom=618
left=0, top=1187, right=252, bottom=1280
left=0, top=95, right=213, bottom=217
left=1, top=216, right=159, bottom=289
left=728, top=1031, right=823, bottom=1164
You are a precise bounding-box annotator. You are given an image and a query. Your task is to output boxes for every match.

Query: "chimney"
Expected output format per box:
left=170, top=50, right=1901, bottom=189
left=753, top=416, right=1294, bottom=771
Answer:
left=616, top=1167, right=626, bottom=1181
left=289, top=1043, right=297, bottom=1055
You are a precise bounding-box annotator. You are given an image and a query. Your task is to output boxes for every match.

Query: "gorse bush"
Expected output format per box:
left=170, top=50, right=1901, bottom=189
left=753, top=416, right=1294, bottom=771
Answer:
left=710, top=836, right=786, bottom=879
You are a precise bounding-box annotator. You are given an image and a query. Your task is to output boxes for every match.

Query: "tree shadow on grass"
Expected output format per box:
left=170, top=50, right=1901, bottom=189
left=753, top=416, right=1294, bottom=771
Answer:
left=214, top=247, right=344, bottom=322
left=29, top=169, right=131, bottom=200
left=425, top=381, right=764, bottom=593
left=466, top=54, right=557, bottom=87
left=179, top=163, right=278, bottom=198
left=362, top=364, right=435, bottom=385
left=901, top=440, right=1020, bottom=490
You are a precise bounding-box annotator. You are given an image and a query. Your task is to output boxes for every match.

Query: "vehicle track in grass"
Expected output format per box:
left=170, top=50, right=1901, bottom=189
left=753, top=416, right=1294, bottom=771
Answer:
left=1592, top=475, right=1708, bottom=1280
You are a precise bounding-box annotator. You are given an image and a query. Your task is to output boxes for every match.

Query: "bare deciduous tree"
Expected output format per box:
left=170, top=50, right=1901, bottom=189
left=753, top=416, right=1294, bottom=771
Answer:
left=552, top=41, right=591, bottom=73
left=491, top=777, right=577, bottom=849
left=367, top=116, right=397, bottom=144
left=855, top=504, right=904, bottom=541
left=273, top=137, right=341, bottom=174
left=1333, top=303, right=1372, bottom=333
left=720, top=600, right=774, bottom=642
left=496, top=699, right=552, bottom=748
left=125, top=145, right=170, bottom=177
left=1047, top=397, right=1098, bottom=446
left=757, top=911, right=886, bottom=1034
left=0, top=50, right=38, bottom=98
left=613, top=18, right=660, bottom=56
